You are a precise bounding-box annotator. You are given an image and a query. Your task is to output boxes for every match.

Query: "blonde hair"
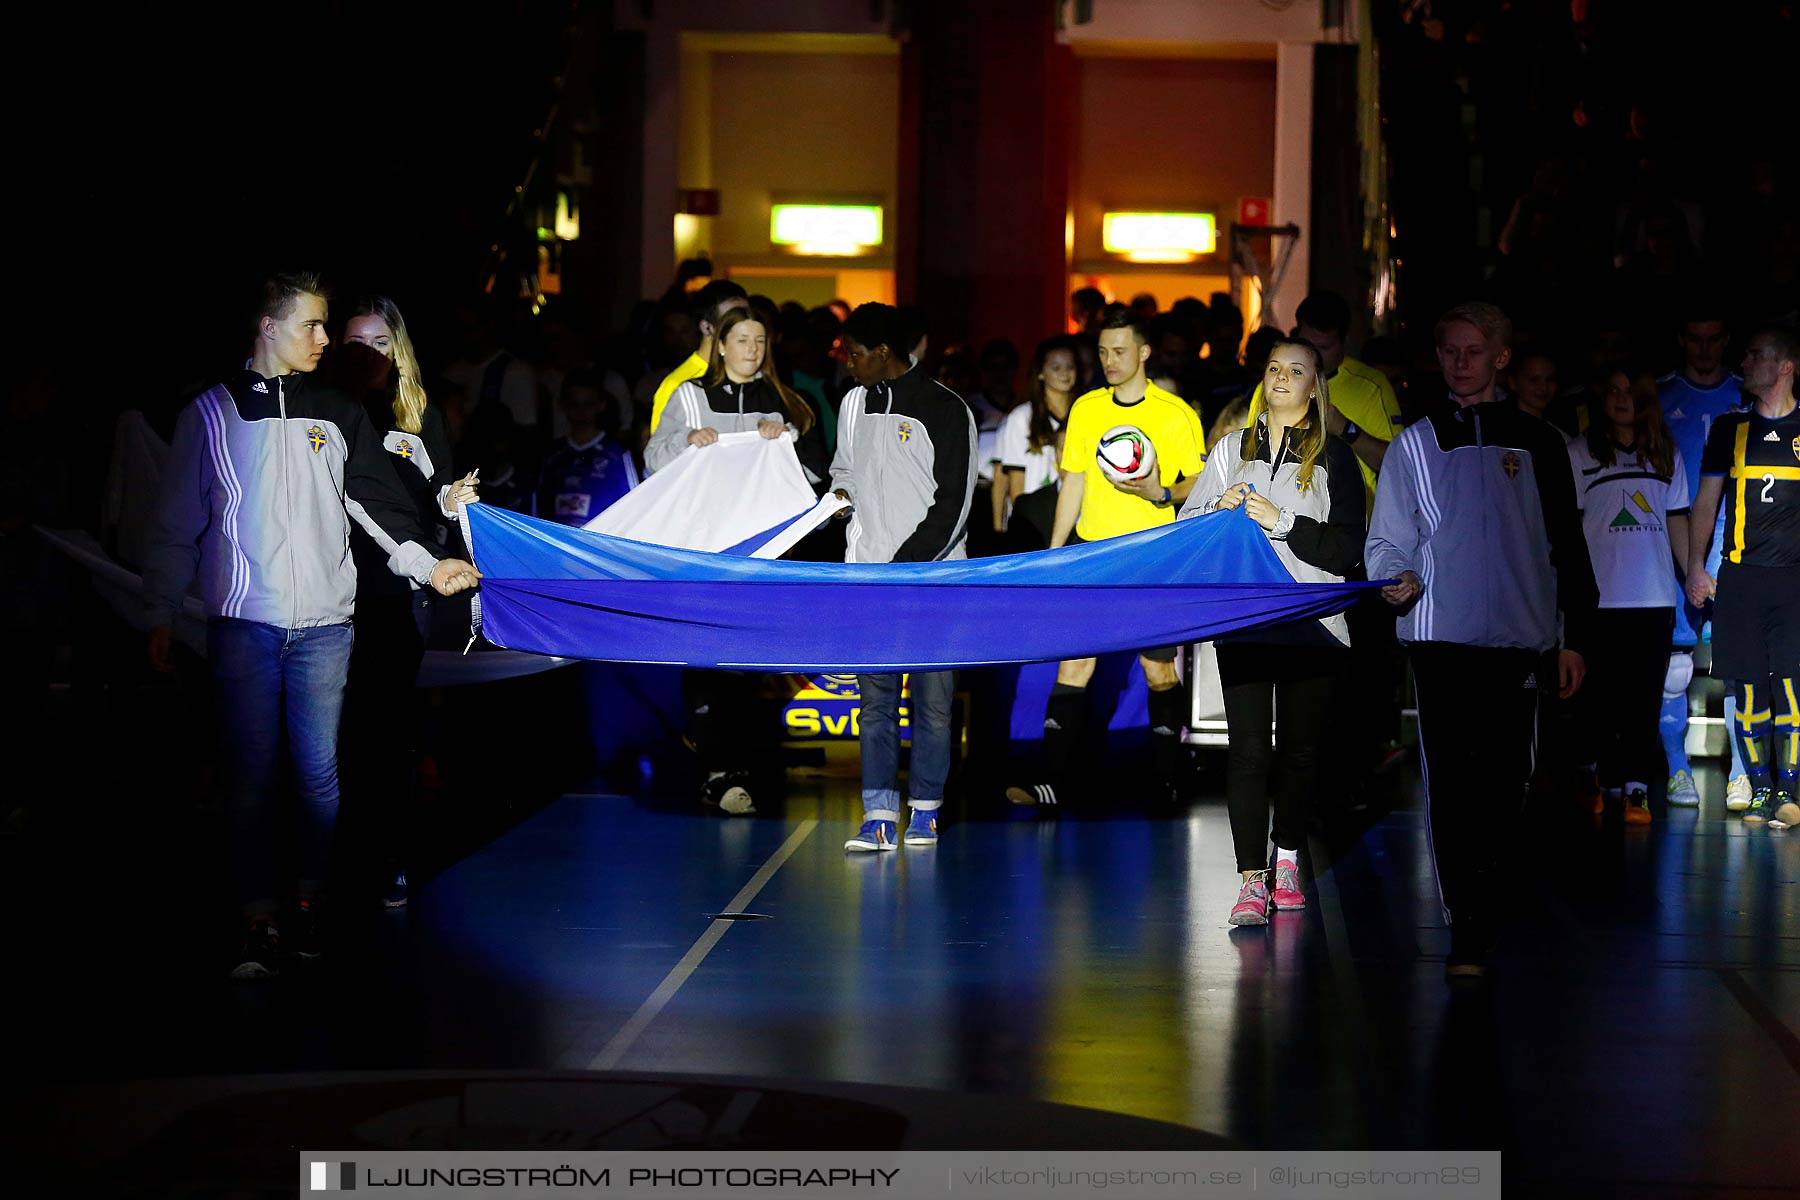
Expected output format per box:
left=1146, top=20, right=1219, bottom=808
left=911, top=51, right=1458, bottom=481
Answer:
left=1434, top=301, right=1513, bottom=352
left=1206, top=395, right=1252, bottom=451
left=350, top=295, right=429, bottom=434
left=702, top=308, right=815, bottom=435
left=1242, top=338, right=1333, bottom=493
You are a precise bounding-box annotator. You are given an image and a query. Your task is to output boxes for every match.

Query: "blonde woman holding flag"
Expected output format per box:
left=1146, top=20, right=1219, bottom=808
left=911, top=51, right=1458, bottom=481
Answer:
left=1180, top=338, right=1365, bottom=926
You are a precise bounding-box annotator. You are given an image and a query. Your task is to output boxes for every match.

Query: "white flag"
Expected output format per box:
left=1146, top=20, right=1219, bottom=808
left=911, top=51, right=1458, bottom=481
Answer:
left=582, top=430, right=829, bottom=555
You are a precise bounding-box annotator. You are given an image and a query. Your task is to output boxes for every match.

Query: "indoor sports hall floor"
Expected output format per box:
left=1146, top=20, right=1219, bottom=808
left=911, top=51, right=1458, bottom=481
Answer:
left=7, top=744, right=1797, bottom=1196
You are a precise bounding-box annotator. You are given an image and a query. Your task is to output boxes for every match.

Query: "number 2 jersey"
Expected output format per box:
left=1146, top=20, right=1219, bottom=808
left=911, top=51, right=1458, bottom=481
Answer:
left=1701, top=406, right=1800, bottom=567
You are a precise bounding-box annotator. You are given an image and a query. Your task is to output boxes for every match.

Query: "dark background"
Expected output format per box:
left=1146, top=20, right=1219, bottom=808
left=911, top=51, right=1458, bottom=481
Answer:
left=11, top=0, right=1799, bottom=393
left=9, top=2, right=580, bottom=390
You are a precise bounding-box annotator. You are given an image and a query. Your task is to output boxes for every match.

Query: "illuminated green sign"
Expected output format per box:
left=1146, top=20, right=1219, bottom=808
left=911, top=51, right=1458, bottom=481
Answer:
left=1102, top=212, right=1218, bottom=261
left=770, top=204, right=883, bottom=254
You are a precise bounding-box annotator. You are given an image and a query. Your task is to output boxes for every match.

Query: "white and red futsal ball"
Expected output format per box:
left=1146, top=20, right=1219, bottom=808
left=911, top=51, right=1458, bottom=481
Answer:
left=1096, top=425, right=1158, bottom=484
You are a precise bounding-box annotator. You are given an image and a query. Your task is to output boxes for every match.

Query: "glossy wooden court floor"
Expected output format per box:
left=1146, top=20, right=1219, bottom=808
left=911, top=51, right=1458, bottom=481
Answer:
left=10, top=759, right=1799, bottom=1196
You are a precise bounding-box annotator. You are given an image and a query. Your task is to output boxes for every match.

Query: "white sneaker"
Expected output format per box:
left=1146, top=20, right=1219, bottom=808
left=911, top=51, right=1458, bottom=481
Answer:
left=1726, top=775, right=1753, bottom=812
left=1667, top=770, right=1701, bottom=807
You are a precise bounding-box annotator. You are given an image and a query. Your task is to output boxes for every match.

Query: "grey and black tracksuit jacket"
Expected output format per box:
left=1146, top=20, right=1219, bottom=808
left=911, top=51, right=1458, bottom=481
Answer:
left=645, top=376, right=831, bottom=484
left=830, top=367, right=977, bottom=564
left=353, top=400, right=460, bottom=600
left=143, top=370, right=442, bottom=630
left=1181, top=415, right=1366, bottom=646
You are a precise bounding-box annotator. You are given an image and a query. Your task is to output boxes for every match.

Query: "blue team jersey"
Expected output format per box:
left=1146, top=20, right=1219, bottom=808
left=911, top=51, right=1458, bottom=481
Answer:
left=535, top=434, right=640, bottom=526
left=1659, top=372, right=1743, bottom=500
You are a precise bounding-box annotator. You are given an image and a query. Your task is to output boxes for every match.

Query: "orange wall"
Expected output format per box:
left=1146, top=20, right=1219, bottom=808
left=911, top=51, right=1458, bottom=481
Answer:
left=706, top=51, right=899, bottom=270
left=1071, top=57, right=1277, bottom=272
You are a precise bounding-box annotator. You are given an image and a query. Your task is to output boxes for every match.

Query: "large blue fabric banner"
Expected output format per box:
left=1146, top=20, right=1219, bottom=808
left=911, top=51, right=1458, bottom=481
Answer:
left=464, top=504, right=1378, bottom=672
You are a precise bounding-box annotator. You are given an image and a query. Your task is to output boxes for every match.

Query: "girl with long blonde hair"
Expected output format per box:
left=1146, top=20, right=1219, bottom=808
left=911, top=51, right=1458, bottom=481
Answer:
left=1180, top=337, right=1367, bottom=927
left=335, top=294, right=476, bottom=909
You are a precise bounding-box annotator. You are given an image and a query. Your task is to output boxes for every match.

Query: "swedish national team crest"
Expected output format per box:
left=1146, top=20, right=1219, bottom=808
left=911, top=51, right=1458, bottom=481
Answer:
left=897, top=420, right=914, bottom=443
left=1501, top=451, right=1522, bottom=479
left=393, top=438, right=414, bottom=460
left=306, top=425, right=327, bottom=453
left=1792, top=434, right=1799, bottom=463
left=809, top=674, right=861, bottom=698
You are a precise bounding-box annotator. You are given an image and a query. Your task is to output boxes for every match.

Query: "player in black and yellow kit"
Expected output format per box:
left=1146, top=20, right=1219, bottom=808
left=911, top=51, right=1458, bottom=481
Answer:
left=1007, top=312, right=1207, bottom=810
left=1687, top=326, right=1800, bottom=826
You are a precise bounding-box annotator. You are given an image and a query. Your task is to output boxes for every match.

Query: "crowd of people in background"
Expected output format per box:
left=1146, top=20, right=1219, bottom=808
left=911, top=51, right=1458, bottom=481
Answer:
left=6, top=144, right=1796, bottom=983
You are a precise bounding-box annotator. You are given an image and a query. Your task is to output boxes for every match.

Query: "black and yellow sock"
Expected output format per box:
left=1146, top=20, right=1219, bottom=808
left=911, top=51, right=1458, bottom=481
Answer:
left=1775, top=677, right=1799, bottom=792
left=1735, top=681, right=1775, bottom=791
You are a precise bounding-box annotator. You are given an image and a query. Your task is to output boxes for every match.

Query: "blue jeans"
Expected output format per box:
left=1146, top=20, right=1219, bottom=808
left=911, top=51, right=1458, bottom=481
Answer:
left=856, top=671, right=954, bottom=820
left=209, top=618, right=355, bottom=917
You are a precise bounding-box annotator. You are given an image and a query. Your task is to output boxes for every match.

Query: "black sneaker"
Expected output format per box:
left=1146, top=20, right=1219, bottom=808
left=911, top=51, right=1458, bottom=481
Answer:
left=290, top=898, right=323, bottom=962
left=1445, top=924, right=1494, bottom=983
left=383, top=872, right=409, bottom=909
left=230, top=920, right=280, bottom=981
left=1743, top=787, right=1775, bottom=825
left=702, top=771, right=754, bottom=815
left=1006, top=782, right=1059, bottom=808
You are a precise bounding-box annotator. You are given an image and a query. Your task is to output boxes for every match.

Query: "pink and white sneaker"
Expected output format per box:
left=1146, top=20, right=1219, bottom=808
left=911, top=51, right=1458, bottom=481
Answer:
left=1229, top=874, right=1270, bottom=926
left=1271, top=863, right=1305, bottom=911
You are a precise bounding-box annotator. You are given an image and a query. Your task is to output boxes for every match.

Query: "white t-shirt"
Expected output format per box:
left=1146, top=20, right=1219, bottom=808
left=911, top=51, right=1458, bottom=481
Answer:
left=995, top=402, right=1061, bottom=495
left=976, top=426, right=1001, bottom=483
left=1568, top=438, right=1691, bottom=609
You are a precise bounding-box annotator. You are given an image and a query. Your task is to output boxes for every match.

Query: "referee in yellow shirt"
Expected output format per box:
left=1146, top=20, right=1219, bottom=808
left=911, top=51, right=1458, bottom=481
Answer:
left=1007, top=312, right=1207, bottom=811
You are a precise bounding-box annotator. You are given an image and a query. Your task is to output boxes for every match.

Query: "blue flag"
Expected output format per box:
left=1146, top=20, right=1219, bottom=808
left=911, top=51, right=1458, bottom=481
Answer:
left=464, top=505, right=1378, bottom=672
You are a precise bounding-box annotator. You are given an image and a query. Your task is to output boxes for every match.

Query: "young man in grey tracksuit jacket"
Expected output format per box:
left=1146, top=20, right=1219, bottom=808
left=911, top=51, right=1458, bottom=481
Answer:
left=143, top=274, right=480, bottom=979
left=829, top=303, right=977, bottom=852
left=1366, top=303, right=1597, bottom=979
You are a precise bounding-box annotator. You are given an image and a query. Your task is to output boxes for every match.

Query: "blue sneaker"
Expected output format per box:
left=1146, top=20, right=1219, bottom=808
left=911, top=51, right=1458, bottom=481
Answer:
left=845, top=819, right=898, bottom=852
left=904, top=807, right=939, bottom=846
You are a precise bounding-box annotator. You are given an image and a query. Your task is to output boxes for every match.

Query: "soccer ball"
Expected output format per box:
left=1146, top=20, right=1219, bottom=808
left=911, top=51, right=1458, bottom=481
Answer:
left=1096, top=425, right=1157, bottom=484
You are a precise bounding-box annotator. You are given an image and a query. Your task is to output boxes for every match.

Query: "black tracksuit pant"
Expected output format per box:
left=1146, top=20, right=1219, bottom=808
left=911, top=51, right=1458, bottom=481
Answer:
left=1408, top=641, right=1542, bottom=954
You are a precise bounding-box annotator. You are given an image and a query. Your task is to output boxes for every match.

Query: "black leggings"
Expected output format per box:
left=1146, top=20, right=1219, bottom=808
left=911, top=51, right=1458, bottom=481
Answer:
left=683, top=670, right=757, bottom=775
left=1578, top=607, right=1674, bottom=790
left=1216, top=642, right=1341, bottom=873
left=340, top=591, right=431, bottom=890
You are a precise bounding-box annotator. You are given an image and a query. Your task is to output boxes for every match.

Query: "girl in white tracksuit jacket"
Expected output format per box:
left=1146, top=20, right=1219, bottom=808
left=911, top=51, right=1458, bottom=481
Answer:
left=1180, top=338, right=1365, bottom=927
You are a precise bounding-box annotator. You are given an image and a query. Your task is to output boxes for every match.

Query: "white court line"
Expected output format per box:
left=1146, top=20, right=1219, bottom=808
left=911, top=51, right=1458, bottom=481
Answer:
left=585, top=819, right=819, bottom=1071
